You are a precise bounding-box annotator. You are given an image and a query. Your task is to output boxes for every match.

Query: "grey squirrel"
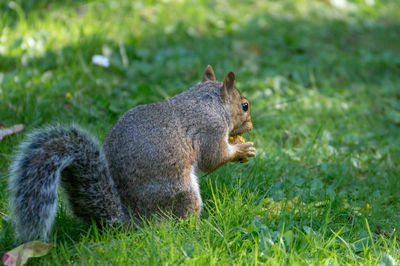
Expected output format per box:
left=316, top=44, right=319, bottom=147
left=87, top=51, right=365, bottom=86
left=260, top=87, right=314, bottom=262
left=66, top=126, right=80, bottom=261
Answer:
left=8, top=65, right=255, bottom=242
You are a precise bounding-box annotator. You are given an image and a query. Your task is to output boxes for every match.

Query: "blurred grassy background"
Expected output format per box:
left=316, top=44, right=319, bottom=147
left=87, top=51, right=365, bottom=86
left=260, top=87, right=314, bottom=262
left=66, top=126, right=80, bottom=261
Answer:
left=1, top=0, right=400, bottom=264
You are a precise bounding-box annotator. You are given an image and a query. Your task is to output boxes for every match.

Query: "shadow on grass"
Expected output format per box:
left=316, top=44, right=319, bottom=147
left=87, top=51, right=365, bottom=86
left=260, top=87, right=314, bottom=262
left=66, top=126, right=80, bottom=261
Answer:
left=1, top=7, right=399, bottom=86
left=1, top=0, right=98, bottom=27
left=1, top=8, right=399, bottom=133
left=1, top=2, right=400, bottom=246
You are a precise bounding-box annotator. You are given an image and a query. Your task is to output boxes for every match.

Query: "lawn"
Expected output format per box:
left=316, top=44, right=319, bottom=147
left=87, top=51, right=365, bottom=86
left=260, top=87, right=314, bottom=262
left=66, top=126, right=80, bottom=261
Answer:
left=1, top=0, right=400, bottom=264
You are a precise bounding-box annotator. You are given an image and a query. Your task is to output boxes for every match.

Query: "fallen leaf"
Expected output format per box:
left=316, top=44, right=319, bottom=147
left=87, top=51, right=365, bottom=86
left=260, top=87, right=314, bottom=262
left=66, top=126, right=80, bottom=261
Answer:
left=2, top=241, right=54, bottom=266
left=0, top=124, right=24, bottom=140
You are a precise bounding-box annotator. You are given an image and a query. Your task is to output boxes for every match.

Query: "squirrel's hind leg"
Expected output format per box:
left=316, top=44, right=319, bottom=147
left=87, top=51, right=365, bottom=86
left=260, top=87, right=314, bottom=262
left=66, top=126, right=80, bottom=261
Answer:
left=132, top=167, right=203, bottom=220
left=170, top=167, right=202, bottom=219
left=171, top=190, right=202, bottom=219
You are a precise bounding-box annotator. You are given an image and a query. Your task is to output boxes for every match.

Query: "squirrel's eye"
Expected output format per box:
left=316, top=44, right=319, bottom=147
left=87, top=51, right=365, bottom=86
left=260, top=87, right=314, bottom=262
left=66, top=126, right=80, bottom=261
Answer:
left=242, top=102, right=249, bottom=112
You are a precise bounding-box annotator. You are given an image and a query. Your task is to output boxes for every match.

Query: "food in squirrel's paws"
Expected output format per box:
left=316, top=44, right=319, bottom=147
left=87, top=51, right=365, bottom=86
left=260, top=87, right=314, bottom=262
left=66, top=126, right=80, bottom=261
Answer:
left=229, top=135, right=246, bottom=145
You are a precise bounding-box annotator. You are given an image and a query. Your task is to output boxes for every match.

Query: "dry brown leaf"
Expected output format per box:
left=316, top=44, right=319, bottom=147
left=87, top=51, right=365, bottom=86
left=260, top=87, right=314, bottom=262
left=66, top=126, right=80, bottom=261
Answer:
left=2, top=241, right=55, bottom=266
left=0, top=124, right=24, bottom=140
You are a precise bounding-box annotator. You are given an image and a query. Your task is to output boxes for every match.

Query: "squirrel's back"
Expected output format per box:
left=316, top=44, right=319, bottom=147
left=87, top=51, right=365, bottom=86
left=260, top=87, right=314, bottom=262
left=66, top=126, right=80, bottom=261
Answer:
left=103, top=82, right=230, bottom=216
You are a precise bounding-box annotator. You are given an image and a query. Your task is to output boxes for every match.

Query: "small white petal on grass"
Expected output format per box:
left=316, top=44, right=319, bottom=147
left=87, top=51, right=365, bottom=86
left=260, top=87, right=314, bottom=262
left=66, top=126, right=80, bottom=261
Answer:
left=91, top=55, right=110, bottom=68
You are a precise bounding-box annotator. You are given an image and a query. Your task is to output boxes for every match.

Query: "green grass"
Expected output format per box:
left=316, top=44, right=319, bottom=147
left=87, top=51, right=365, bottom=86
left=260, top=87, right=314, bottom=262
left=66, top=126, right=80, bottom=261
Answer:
left=1, top=0, right=400, bottom=264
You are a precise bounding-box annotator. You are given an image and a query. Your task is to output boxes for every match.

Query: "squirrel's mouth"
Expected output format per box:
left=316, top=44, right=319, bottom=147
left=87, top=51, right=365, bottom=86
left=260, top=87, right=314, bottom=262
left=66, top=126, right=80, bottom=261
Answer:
left=230, top=121, right=253, bottom=137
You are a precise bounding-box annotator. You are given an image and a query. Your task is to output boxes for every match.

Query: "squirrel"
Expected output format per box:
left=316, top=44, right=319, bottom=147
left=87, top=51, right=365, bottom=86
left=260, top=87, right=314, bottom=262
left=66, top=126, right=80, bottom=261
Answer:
left=8, top=65, right=255, bottom=242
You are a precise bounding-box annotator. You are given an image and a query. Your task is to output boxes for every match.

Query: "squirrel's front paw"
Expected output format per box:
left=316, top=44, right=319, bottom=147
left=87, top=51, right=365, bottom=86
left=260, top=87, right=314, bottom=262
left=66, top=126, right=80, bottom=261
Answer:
left=232, top=142, right=256, bottom=163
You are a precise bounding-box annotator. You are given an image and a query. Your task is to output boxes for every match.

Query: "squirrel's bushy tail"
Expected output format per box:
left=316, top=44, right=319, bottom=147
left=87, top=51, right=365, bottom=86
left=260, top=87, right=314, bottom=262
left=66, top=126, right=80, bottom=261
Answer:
left=8, top=125, right=128, bottom=242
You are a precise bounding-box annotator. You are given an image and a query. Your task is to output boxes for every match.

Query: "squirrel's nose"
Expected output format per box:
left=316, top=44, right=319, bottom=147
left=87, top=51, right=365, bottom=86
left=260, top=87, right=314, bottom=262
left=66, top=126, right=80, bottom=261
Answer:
left=247, top=121, right=253, bottom=131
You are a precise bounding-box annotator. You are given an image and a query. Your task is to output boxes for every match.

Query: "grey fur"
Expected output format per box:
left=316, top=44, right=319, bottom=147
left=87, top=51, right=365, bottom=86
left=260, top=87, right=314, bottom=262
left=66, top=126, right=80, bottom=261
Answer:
left=8, top=66, right=254, bottom=242
left=9, top=125, right=128, bottom=241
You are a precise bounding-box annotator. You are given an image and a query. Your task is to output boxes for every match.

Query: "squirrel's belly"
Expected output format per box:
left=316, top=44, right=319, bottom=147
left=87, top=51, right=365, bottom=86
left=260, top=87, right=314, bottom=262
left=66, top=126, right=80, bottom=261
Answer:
left=190, top=164, right=203, bottom=209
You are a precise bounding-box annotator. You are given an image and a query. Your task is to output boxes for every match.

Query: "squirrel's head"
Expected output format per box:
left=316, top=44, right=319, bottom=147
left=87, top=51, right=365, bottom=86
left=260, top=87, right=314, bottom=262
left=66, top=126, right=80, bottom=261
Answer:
left=202, top=65, right=253, bottom=137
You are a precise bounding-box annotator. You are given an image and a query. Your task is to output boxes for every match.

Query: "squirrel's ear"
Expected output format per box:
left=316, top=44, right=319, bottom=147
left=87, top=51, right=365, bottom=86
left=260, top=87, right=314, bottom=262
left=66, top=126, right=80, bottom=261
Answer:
left=202, top=65, right=216, bottom=82
left=221, top=72, right=235, bottom=102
